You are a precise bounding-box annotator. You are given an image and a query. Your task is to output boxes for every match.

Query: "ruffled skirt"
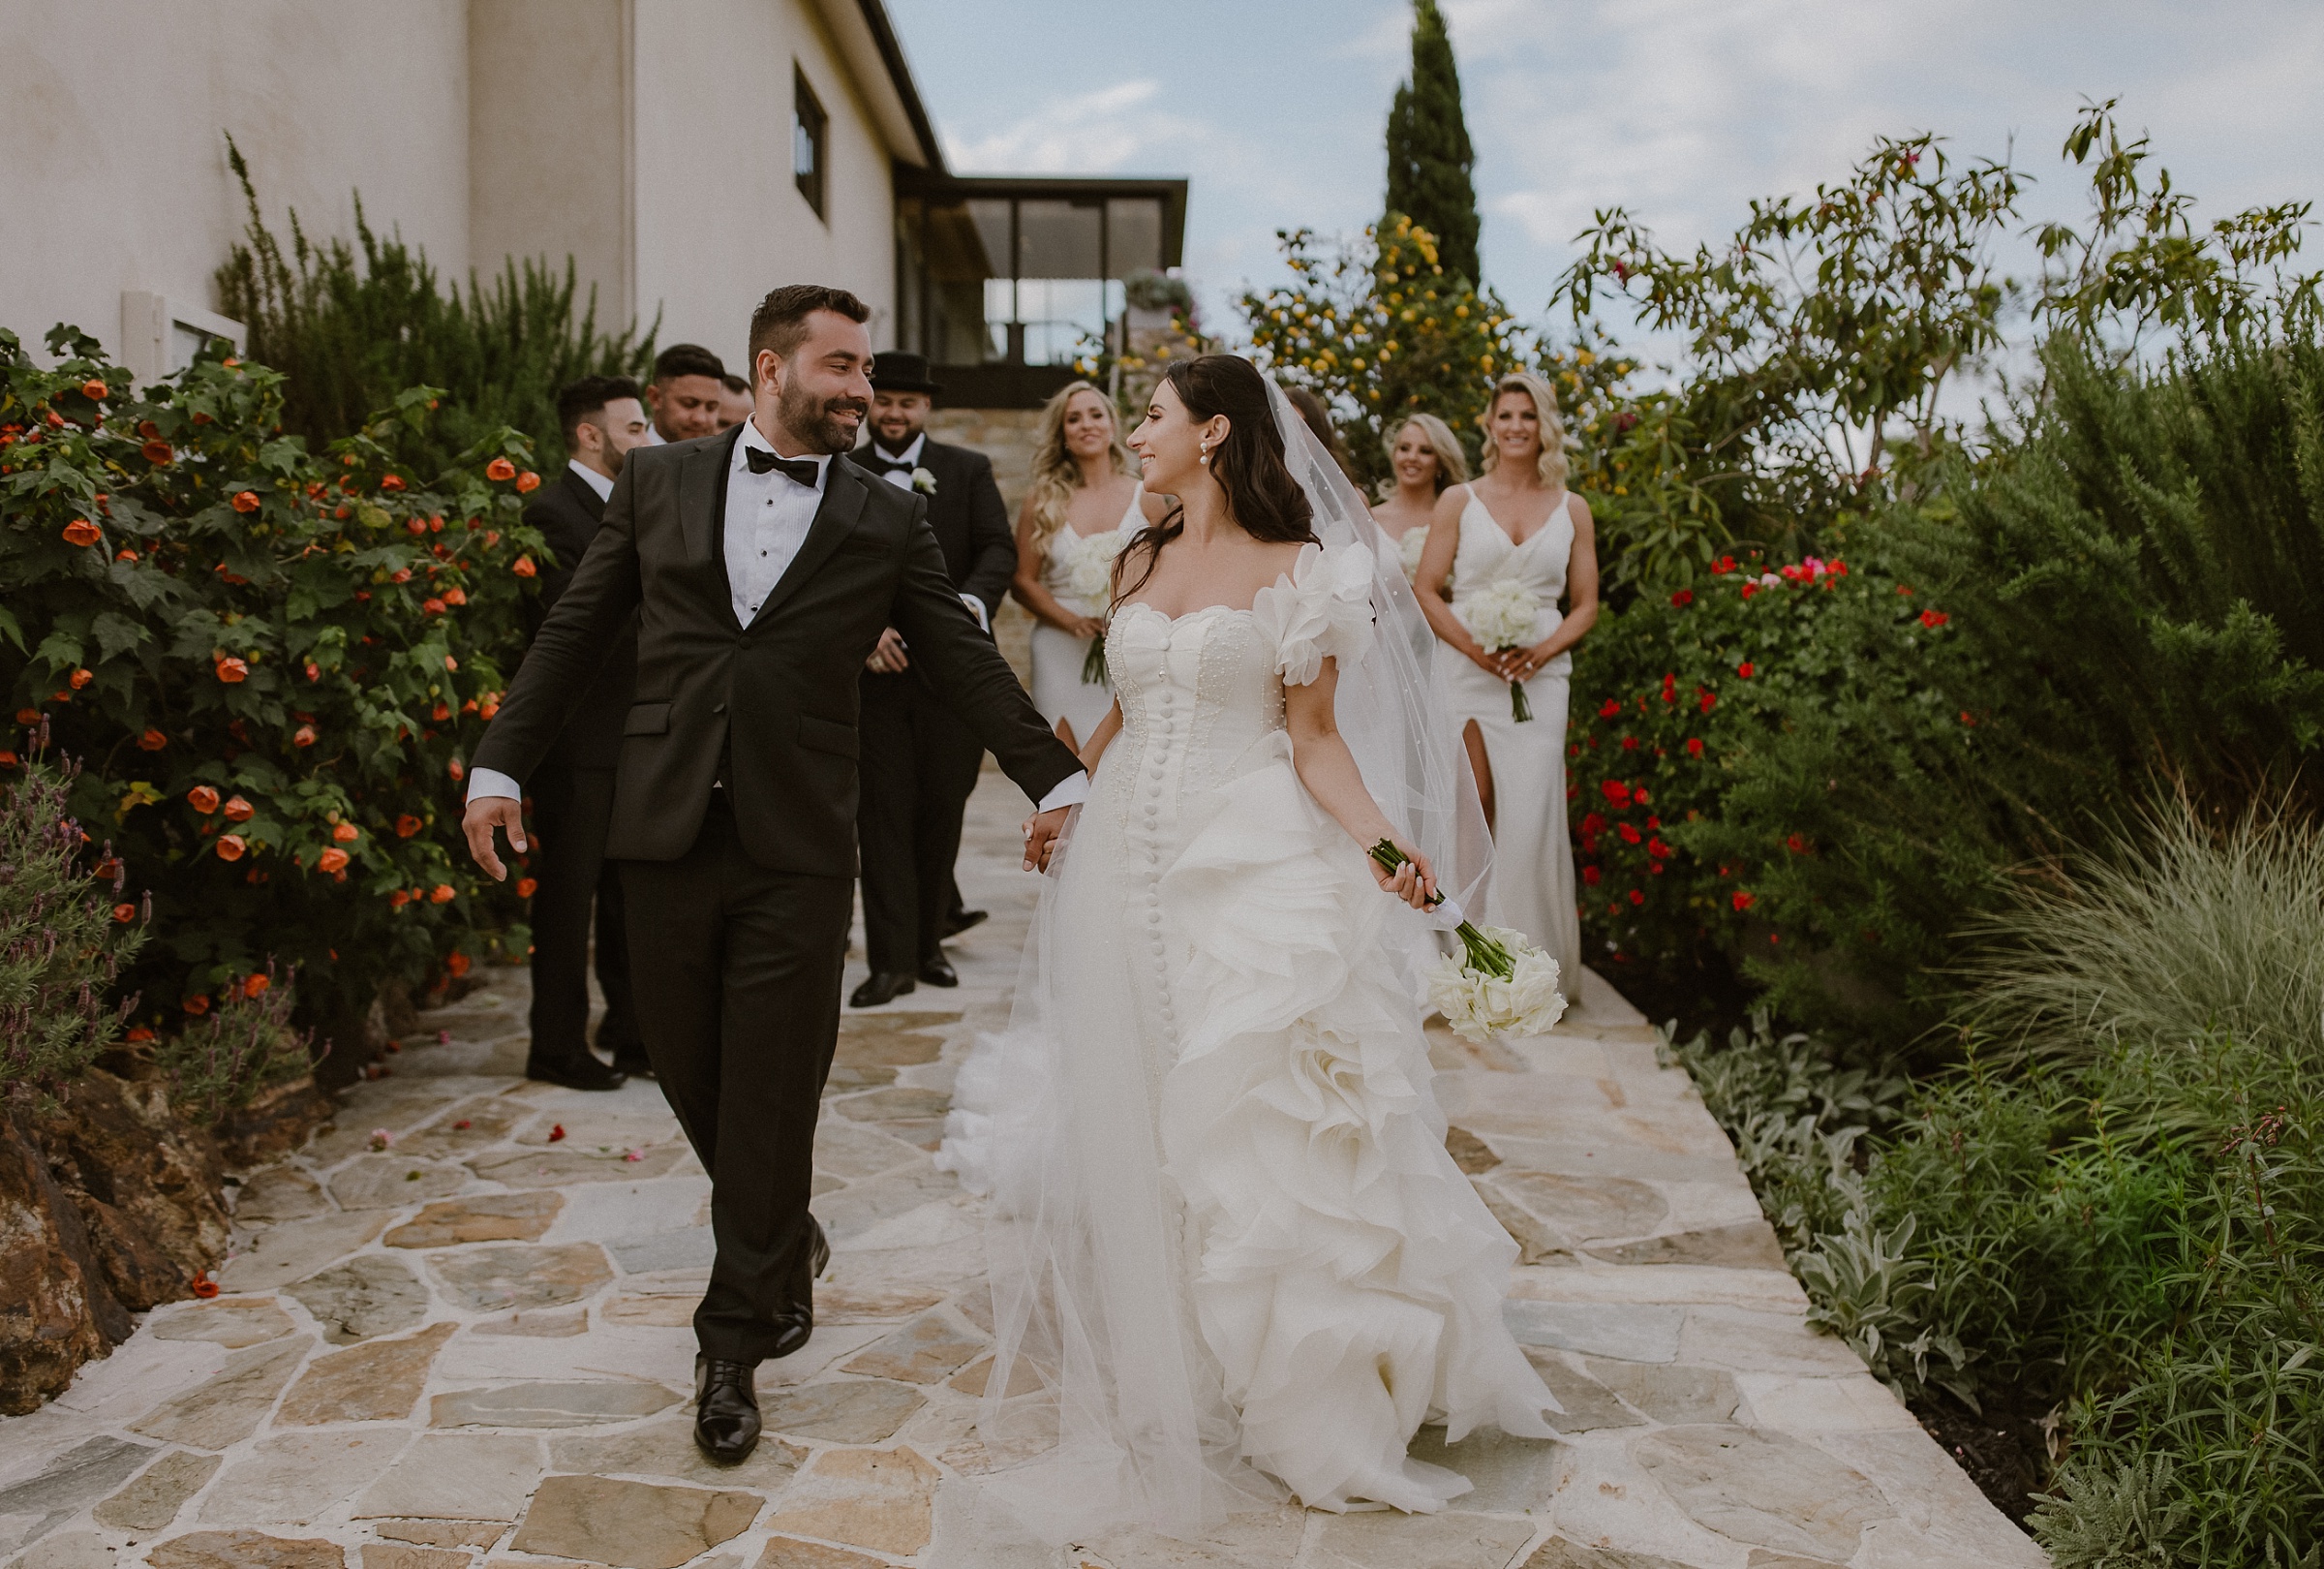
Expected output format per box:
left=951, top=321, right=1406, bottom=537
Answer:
left=941, top=736, right=1556, bottom=1537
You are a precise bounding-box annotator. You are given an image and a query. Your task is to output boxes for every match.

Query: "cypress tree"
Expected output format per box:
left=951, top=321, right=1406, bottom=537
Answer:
left=1383, top=0, right=1481, bottom=283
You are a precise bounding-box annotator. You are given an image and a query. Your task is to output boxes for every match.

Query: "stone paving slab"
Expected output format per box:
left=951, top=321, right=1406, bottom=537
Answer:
left=0, top=768, right=2043, bottom=1569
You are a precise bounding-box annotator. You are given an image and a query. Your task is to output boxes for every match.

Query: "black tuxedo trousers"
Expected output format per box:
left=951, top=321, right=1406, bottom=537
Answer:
left=856, top=669, right=985, bottom=970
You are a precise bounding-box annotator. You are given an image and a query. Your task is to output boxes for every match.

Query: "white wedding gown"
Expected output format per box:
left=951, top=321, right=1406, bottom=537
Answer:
left=941, top=541, right=1557, bottom=1541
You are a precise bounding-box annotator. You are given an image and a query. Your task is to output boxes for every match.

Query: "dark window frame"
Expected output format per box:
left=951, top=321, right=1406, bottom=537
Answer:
left=793, top=67, right=828, bottom=220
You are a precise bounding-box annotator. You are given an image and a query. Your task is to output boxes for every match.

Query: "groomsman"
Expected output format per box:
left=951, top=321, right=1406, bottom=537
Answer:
left=849, top=352, right=1014, bottom=1007
left=643, top=344, right=730, bottom=445
left=717, top=373, right=753, bottom=431
left=521, top=377, right=655, bottom=1088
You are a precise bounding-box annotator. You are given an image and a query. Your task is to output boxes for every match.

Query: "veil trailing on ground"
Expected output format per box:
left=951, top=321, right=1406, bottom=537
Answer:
left=943, top=369, right=1498, bottom=1544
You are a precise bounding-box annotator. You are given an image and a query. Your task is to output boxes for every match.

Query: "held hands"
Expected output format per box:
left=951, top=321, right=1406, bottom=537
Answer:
left=1490, top=641, right=1555, bottom=681
left=1368, top=834, right=1438, bottom=909
left=866, top=627, right=910, bottom=673
left=463, top=796, right=528, bottom=881
left=1021, top=805, right=1073, bottom=872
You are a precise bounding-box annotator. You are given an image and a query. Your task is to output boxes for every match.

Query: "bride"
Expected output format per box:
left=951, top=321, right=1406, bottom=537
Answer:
left=938, top=354, right=1557, bottom=1541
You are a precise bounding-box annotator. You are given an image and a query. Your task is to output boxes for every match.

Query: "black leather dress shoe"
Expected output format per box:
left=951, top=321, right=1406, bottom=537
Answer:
left=849, top=970, right=916, bottom=1007
left=610, top=1047, right=656, bottom=1080
left=918, top=956, right=959, bottom=988
left=525, top=1055, right=626, bottom=1092
left=692, top=1356, right=760, bottom=1462
left=943, top=907, right=988, bottom=938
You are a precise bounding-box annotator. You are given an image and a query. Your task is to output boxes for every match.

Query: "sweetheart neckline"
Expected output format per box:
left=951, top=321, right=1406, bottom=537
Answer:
left=1113, top=600, right=1256, bottom=629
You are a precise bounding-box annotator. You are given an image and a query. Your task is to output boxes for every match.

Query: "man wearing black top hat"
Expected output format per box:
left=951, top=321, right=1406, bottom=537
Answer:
left=849, top=352, right=1017, bottom=1007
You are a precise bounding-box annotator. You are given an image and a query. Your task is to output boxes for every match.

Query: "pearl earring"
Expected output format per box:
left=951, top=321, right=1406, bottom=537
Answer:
left=1198, top=441, right=1211, bottom=466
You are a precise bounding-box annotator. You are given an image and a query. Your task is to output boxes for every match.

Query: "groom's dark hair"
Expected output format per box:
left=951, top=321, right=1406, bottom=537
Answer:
left=749, top=285, right=872, bottom=366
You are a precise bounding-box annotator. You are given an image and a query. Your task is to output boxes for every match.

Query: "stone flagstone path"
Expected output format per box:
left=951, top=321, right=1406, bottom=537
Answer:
left=0, top=769, right=2043, bottom=1569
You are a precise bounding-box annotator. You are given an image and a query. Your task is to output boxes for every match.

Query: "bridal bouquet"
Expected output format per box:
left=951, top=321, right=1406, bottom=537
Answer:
left=1396, top=525, right=1432, bottom=583
left=1369, top=841, right=1567, bottom=1041
left=1062, top=531, right=1131, bottom=685
left=1453, top=578, right=1540, bottom=722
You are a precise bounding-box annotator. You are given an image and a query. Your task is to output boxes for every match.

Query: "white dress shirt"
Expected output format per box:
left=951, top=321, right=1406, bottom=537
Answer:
left=568, top=459, right=615, bottom=503
left=469, top=418, right=1089, bottom=814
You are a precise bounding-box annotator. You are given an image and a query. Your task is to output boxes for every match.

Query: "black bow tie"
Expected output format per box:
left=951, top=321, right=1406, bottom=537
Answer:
left=745, top=447, right=821, bottom=487
left=865, top=452, right=916, bottom=474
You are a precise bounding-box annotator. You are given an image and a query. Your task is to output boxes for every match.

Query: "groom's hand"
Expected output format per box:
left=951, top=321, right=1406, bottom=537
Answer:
left=1021, top=805, right=1071, bottom=872
left=463, top=797, right=528, bottom=881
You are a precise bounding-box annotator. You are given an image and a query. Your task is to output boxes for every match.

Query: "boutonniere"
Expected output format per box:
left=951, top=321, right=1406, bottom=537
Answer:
left=910, top=467, right=937, bottom=495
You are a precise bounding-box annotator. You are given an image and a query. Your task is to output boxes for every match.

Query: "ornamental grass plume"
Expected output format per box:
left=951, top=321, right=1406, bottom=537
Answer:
left=1968, top=793, right=2324, bottom=1065
left=1369, top=839, right=1566, bottom=1040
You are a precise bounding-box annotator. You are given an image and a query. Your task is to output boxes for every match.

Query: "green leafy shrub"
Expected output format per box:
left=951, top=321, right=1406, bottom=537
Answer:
left=0, top=751, right=146, bottom=1095
left=0, top=324, right=547, bottom=1058
left=213, top=142, right=656, bottom=476
left=1680, top=803, right=2324, bottom=1556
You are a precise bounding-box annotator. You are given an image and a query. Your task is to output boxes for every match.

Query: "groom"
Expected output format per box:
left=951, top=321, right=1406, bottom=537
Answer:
left=461, top=285, right=1086, bottom=1463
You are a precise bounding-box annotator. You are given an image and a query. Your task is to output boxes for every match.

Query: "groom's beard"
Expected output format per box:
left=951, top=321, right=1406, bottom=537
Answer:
left=778, top=381, right=868, bottom=455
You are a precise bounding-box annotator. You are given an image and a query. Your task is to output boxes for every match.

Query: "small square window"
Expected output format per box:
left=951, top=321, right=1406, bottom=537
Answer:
left=794, top=69, right=827, bottom=219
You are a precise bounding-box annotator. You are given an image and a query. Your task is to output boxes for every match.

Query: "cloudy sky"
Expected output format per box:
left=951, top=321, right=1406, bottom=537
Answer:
left=885, top=0, right=2324, bottom=347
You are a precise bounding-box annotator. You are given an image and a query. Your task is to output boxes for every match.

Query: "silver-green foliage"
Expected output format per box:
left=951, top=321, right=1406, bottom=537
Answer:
left=0, top=752, right=144, bottom=1094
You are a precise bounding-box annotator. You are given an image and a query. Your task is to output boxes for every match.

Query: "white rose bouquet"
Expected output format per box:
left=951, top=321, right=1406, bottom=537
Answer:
left=1369, top=841, right=1567, bottom=1041
left=1060, top=530, right=1131, bottom=685
left=1453, top=577, right=1543, bottom=722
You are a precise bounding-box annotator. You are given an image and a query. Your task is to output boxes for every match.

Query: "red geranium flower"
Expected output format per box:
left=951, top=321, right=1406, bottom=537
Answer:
left=1698, top=691, right=1716, bottom=713
left=1670, top=589, right=1694, bottom=607
left=1736, top=662, right=1755, bottom=679
left=516, top=877, right=538, bottom=898
left=443, top=586, right=467, bottom=606
left=1685, top=737, right=1703, bottom=756
left=1597, top=699, right=1620, bottom=719
left=1581, top=866, right=1602, bottom=886
left=1919, top=609, right=1949, bottom=629
left=1629, top=889, right=1645, bottom=906
left=380, top=475, right=407, bottom=492
left=1732, top=890, right=1756, bottom=910
left=1618, top=822, right=1641, bottom=845
left=242, top=973, right=269, bottom=999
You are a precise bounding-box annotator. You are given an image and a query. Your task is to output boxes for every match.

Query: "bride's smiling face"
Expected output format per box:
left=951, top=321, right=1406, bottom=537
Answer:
left=1126, top=379, right=1223, bottom=494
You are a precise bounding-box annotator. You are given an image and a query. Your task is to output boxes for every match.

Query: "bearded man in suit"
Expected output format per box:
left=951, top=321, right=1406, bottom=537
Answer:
left=848, top=353, right=1014, bottom=1007
left=461, top=287, right=1086, bottom=1463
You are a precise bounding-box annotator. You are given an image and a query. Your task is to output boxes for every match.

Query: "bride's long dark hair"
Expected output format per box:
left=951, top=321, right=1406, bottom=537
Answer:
left=1115, top=355, right=1318, bottom=601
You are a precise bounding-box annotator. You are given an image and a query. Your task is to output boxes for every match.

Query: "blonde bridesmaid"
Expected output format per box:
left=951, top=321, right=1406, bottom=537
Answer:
left=1371, top=412, right=1468, bottom=580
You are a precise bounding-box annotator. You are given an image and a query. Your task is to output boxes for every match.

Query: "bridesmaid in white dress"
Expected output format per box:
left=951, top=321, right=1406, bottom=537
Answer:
left=1009, top=380, right=1169, bottom=750
left=1413, top=373, right=1598, bottom=982
left=1370, top=412, right=1468, bottom=581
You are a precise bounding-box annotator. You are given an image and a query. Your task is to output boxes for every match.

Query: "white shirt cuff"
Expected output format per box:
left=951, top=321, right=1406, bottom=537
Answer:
left=959, top=593, right=990, bottom=632
left=1036, top=772, right=1090, bottom=813
left=466, top=766, right=523, bottom=806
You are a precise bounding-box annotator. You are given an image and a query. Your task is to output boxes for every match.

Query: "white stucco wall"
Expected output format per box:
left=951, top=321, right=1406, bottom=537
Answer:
left=630, top=0, right=898, bottom=370
left=0, top=0, right=472, bottom=365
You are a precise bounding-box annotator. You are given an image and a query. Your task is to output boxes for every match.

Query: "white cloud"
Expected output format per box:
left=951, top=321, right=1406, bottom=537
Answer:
left=943, top=79, right=1175, bottom=173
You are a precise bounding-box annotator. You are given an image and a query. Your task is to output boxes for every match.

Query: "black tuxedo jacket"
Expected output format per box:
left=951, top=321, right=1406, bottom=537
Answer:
left=853, top=439, right=1014, bottom=619
left=474, top=426, right=1080, bottom=877
left=521, top=466, right=637, bottom=771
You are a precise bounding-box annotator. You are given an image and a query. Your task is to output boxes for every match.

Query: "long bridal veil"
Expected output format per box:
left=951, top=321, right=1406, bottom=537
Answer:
left=949, top=374, right=1499, bottom=1542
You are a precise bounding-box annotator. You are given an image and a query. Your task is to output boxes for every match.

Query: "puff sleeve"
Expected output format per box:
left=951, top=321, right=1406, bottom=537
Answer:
left=1254, top=542, right=1376, bottom=687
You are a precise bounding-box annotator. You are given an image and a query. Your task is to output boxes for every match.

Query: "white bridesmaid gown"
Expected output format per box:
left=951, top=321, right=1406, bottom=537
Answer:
left=941, top=542, right=1557, bottom=1540
left=1434, top=490, right=1584, bottom=984
left=1028, top=484, right=1144, bottom=742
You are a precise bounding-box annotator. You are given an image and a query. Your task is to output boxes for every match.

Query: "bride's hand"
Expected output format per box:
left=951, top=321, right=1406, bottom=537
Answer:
left=1370, top=836, right=1438, bottom=909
